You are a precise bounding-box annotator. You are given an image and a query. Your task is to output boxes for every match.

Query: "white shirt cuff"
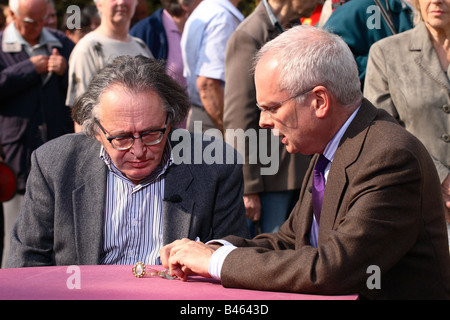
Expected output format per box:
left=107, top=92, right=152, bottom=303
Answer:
left=207, top=240, right=237, bottom=280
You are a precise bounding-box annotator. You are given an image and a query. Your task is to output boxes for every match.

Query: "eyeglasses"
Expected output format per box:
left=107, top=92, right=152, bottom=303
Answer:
left=95, top=114, right=168, bottom=150
left=256, top=86, right=316, bottom=118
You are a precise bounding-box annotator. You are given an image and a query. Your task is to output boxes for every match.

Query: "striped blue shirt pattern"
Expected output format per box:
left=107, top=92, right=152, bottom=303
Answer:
left=99, top=143, right=173, bottom=265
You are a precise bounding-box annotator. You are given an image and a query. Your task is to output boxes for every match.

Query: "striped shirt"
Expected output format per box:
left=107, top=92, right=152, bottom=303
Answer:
left=99, top=143, right=173, bottom=265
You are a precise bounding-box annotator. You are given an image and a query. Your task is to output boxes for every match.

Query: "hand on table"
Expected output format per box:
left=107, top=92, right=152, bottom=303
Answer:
left=160, top=238, right=219, bottom=281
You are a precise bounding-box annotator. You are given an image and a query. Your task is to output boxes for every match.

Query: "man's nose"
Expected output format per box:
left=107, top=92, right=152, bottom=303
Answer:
left=130, top=138, right=147, bottom=157
left=259, top=110, right=274, bottom=129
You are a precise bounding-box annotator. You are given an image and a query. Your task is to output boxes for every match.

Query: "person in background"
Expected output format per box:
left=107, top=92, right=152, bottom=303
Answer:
left=130, top=0, right=201, bottom=128
left=0, top=5, right=9, bottom=30
left=317, top=0, right=351, bottom=26
left=324, top=0, right=414, bottom=88
left=223, top=0, right=320, bottom=237
left=66, top=0, right=153, bottom=132
left=181, top=0, right=243, bottom=134
left=0, top=143, right=4, bottom=267
left=0, top=0, right=74, bottom=268
left=82, top=4, right=101, bottom=31
left=7, top=55, right=249, bottom=267
left=44, top=0, right=57, bottom=29
left=160, top=25, right=450, bottom=299
left=60, top=10, right=91, bottom=44
left=131, top=0, right=150, bottom=27
left=364, top=0, right=450, bottom=247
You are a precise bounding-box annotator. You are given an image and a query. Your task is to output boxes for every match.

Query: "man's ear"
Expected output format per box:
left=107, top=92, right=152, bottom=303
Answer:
left=312, top=86, right=330, bottom=119
left=9, top=8, right=16, bottom=22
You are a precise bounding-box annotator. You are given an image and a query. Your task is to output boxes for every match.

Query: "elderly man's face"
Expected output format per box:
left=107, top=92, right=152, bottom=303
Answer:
left=12, top=0, right=47, bottom=45
left=256, top=55, right=321, bottom=155
left=94, top=85, right=171, bottom=185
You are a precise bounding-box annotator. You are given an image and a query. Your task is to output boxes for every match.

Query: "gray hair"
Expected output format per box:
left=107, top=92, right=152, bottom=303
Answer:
left=72, top=55, right=191, bottom=137
left=254, top=25, right=362, bottom=107
left=9, top=0, right=49, bottom=15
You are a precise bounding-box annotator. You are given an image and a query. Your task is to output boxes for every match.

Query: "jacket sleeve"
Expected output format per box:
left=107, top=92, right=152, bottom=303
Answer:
left=7, top=149, right=56, bottom=267
left=219, top=136, right=438, bottom=296
left=0, top=58, right=40, bottom=101
left=223, top=29, right=265, bottom=194
left=364, top=43, right=400, bottom=122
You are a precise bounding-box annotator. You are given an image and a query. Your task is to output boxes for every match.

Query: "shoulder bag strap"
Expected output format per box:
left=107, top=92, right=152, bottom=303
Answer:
left=373, top=0, right=397, bottom=35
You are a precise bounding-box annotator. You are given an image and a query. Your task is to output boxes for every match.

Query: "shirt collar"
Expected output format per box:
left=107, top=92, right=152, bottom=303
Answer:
left=2, top=22, right=62, bottom=53
left=100, top=141, right=174, bottom=187
left=322, top=104, right=361, bottom=162
left=162, top=9, right=180, bottom=34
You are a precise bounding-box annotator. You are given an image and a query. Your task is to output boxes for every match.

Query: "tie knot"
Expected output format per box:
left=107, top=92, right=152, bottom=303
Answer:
left=315, top=154, right=329, bottom=173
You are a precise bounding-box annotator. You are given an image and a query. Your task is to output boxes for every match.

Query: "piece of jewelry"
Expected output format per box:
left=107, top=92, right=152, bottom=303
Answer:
left=132, top=262, right=176, bottom=280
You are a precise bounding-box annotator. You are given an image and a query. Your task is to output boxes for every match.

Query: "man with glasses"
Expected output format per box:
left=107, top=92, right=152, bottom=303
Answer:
left=0, top=0, right=74, bottom=267
left=7, top=55, right=249, bottom=267
left=160, top=26, right=450, bottom=299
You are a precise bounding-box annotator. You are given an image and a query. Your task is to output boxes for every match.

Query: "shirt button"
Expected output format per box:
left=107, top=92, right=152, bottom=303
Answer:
left=441, top=134, right=450, bottom=142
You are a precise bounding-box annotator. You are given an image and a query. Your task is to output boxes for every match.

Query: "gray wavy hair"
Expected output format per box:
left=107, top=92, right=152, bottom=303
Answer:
left=72, top=55, right=191, bottom=137
left=253, top=25, right=363, bottom=108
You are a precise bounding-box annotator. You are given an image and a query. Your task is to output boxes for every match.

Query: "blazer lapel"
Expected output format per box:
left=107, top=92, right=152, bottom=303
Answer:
left=162, top=162, right=194, bottom=245
left=411, top=22, right=450, bottom=92
left=318, top=100, right=378, bottom=242
left=72, top=140, right=107, bottom=265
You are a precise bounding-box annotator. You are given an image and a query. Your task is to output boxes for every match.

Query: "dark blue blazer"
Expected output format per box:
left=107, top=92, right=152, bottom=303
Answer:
left=0, top=28, right=74, bottom=190
left=130, top=8, right=168, bottom=61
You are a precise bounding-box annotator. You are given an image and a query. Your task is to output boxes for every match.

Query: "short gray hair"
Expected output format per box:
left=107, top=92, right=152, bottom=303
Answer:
left=72, top=55, right=191, bottom=137
left=254, top=25, right=362, bottom=107
left=9, top=0, right=49, bottom=15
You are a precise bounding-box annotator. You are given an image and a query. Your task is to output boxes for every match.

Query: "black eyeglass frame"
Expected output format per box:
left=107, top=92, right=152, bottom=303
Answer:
left=95, top=114, right=169, bottom=150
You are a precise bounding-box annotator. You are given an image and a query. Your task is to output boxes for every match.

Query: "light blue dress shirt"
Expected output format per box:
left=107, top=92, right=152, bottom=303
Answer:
left=180, top=0, right=243, bottom=107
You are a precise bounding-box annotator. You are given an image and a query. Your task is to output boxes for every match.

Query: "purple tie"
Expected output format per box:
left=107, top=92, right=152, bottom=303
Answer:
left=312, top=154, right=329, bottom=224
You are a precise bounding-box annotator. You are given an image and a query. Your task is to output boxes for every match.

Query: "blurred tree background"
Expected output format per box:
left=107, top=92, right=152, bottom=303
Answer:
left=0, top=0, right=259, bottom=29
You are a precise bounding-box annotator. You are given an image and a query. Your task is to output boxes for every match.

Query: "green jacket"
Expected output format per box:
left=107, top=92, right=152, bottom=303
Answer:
left=324, top=0, right=414, bottom=88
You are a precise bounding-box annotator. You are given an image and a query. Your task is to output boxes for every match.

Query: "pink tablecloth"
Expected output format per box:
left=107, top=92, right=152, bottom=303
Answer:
left=0, top=265, right=358, bottom=300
